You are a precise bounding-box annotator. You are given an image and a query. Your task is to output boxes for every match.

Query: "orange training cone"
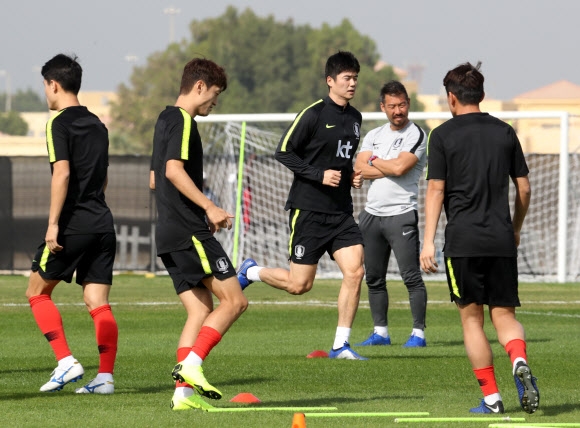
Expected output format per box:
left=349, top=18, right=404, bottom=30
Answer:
left=291, top=412, right=306, bottom=428
left=229, top=392, right=261, bottom=403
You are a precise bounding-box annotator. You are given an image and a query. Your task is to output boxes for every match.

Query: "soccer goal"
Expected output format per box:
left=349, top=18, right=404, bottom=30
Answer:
left=196, top=111, right=578, bottom=283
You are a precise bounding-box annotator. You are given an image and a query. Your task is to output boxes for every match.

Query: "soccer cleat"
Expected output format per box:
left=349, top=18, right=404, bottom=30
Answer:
left=236, top=258, right=257, bottom=290
left=328, top=342, right=368, bottom=360
left=355, top=332, right=391, bottom=346
left=402, top=335, right=427, bottom=348
left=172, top=363, right=222, bottom=400
left=40, top=360, right=84, bottom=392
left=171, top=392, right=215, bottom=411
left=514, top=362, right=540, bottom=414
left=469, top=398, right=505, bottom=414
left=75, top=378, right=114, bottom=394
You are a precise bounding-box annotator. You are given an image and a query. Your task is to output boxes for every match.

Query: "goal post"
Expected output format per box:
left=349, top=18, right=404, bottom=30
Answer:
left=196, top=111, right=574, bottom=283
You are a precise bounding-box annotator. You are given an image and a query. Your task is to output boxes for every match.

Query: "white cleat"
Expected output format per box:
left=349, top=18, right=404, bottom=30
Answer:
left=75, top=378, right=115, bottom=394
left=40, top=360, right=84, bottom=392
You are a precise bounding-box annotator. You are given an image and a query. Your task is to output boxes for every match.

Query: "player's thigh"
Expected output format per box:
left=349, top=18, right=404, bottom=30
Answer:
left=288, top=210, right=328, bottom=264
left=333, top=244, right=364, bottom=279
left=485, top=257, right=520, bottom=307
left=30, top=236, right=87, bottom=284
left=77, top=232, right=116, bottom=286
left=161, top=237, right=236, bottom=295
left=445, top=257, right=487, bottom=305
left=329, top=213, right=364, bottom=258
left=389, top=211, right=421, bottom=273
left=288, top=261, right=318, bottom=290
left=358, top=210, right=390, bottom=275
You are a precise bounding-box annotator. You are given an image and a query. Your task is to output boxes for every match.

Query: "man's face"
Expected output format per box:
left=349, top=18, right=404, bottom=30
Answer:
left=381, top=93, right=410, bottom=130
left=196, top=84, right=223, bottom=117
left=327, top=70, right=358, bottom=104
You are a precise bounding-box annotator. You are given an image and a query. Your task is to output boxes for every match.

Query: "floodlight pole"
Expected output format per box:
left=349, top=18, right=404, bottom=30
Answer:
left=0, top=70, right=11, bottom=112
left=163, top=6, right=181, bottom=43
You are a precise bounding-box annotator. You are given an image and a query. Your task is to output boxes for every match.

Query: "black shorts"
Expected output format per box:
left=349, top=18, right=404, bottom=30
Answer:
left=31, top=233, right=116, bottom=285
left=288, top=209, right=364, bottom=264
left=445, top=256, right=520, bottom=307
left=160, top=236, right=236, bottom=295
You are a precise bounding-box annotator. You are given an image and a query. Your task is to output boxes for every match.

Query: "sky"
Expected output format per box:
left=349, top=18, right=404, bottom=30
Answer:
left=2, top=0, right=579, bottom=101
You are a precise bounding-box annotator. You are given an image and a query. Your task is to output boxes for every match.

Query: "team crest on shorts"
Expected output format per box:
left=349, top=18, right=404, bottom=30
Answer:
left=216, top=257, right=230, bottom=273
left=294, top=245, right=305, bottom=260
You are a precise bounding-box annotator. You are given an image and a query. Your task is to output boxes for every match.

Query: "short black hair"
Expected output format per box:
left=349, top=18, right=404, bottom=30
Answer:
left=41, top=53, right=83, bottom=95
left=443, top=61, right=484, bottom=105
left=325, top=51, right=360, bottom=80
left=380, top=80, right=409, bottom=103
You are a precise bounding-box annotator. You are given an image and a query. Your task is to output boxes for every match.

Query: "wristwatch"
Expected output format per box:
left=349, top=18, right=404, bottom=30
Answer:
left=368, top=155, right=378, bottom=166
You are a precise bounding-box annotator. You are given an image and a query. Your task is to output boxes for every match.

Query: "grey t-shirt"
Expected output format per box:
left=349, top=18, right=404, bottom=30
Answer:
left=360, top=121, right=427, bottom=216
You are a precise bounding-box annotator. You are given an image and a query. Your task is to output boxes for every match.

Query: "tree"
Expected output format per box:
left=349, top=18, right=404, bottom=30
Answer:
left=0, top=111, right=29, bottom=135
left=111, top=6, right=411, bottom=153
left=0, top=89, right=46, bottom=112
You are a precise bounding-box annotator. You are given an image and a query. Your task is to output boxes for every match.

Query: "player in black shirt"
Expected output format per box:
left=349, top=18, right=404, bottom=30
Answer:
left=420, top=62, right=539, bottom=414
left=150, top=58, right=248, bottom=410
left=25, top=54, right=118, bottom=394
left=237, top=51, right=367, bottom=360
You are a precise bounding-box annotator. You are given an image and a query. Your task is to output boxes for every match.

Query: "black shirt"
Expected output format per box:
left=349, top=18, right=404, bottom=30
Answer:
left=275, top=96, right=362, bottom=214
left=427, top=112, right=529, bottom=257
left=151, top=106, right=210, bottom=255
left=46, top=106, right=114, bottom=234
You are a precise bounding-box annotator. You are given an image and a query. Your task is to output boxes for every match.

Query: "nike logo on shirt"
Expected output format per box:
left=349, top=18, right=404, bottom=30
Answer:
left=402, top=230, right=414, bottom=236
left=326, top=124, right=336, bottom=128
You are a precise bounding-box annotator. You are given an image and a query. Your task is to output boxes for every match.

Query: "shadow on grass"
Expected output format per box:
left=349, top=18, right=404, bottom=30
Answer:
left=537, top=402, right=580, bottom=417
left=209, top=394, right=421, bottom=408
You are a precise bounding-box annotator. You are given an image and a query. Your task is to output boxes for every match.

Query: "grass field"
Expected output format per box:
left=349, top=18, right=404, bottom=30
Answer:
left=1, top=274, right=579, bottom=428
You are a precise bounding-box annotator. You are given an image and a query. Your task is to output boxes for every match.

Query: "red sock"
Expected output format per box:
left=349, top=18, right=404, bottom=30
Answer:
left=191, top=326, right=222, bottom=361
left=505, top=339, right=527, bottom=365
left=473, top=366, right=499, bottom=396
left=90, top=305, right=118, bottom=374
left=176, top=347, right=192, bottom=388
left=29, top=295, right=72, bottom=361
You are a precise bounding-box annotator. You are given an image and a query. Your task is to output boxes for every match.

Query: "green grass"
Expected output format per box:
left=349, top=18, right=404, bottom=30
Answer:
left=1, top=275, right=579, bottom=427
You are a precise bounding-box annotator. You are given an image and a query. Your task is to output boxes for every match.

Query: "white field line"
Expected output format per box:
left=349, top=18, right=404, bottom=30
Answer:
left=3, top=299, right=580, bottom=319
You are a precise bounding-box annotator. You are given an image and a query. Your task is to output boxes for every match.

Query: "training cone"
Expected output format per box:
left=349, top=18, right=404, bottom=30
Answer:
left=291, top=412, right=306, bottom=428
left=229, top=392, right=261, bottom=403
left=306, top=350, right=329, bottom=358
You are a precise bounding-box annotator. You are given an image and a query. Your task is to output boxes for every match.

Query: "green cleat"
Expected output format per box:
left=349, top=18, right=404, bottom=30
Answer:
left=172, top=363, right=222, bottom=400
left=170, top=392, right=215, bottom=411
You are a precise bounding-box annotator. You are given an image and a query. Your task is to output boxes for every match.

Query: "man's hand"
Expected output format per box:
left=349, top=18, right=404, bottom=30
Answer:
left=45, top=224, right=63, bottom=254
left=322, top=169, right=341, bottom=187
left=420, top=241, right=438, bottom=273
left=351, top=170, right=364, bottom=188
left=205, top=204, right=234, bottom=234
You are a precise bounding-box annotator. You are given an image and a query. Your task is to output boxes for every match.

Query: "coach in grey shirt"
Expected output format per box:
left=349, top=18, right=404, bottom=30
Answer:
left=354, top=80, right=428, bottom=348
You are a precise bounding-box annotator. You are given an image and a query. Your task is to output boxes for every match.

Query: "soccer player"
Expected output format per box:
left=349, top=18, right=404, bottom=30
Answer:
left=25, top=53, right=118, bottom=394
left=353, top=81, right=428, bottom=348
left=420, top=62, right=539, bottom=414
left=149, top=58, right=248, bottom=410
left=237, top=51, right=367, bottom=360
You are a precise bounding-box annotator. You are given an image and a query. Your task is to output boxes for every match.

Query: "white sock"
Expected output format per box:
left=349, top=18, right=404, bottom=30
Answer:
left=513, top=357, right=527, bottom=374
left=174, top=386, right=194, bottom=398
left=333, top=327, right=351, bottom=350
left=95, top=372, right=114, bottom=383
left=374, top=326, right=388, bottom=338
left=247, top=266, right=263, bottom=282
left=58, top=355, right=77, bottom=368
left=412, top=328, right=425, bottom=339
left=182, top=351, right=203, bottom=366
left=484, top=392, right=502, bottom=405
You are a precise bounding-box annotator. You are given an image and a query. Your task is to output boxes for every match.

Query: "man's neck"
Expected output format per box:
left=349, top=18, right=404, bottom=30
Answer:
left=54, top=95, right=80, bottom=111
left=454, top=104, right=481, bottom=116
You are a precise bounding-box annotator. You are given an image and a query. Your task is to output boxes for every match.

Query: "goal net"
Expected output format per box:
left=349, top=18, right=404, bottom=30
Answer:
left=196, top=112, right=579, bottom=282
